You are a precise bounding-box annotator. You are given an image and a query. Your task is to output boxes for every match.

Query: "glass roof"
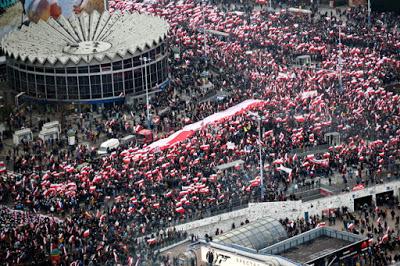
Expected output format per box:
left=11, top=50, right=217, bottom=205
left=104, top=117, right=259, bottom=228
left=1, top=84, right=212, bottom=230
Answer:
left=214, top=217, right=288, bottom=251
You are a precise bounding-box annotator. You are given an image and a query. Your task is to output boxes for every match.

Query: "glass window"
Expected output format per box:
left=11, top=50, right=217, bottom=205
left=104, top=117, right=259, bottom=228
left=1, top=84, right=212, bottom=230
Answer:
left=78, top=66, right=88, bottom=73
left=45, top=68, right=54, bottom=74
left=90, top=75, right=102, bottom=98
left=134, top=69, right=143, bottom=94
left=46, top=75, right=56, bottom=99
left=36, top=75, right=46, bottom=99
left=20, top=71, right=27, bottom=92
left=90, top=65, right=100, bottom=73
left=56, top=76, right=67, bottom=100
left=67, top=76, right=78, bottom=99
left=79, top=76, right=90, bottom=99
left=27, top=73, right=36, bottom=97
left=14, top=69, right=21, bottom=90
left=113, top=72, right=123, bottom=97
left=27, top=65, right=34, bottom=72
left=133, top=56, right=141, bottom=67
left=7, top=67, right=14, bottom=89
left=157, top=61, right=164, bottom=84
left=155, top=45, right=161, bottom=55
left=101, top=63, right=111, bottom=72
left=102, top=74, right=113, bottom=97
left=112, top=61, right=122, bottom=71
left=150, top=49, right=156, bottom=60
left=151, top=63, right=157, bottom=87
left=67, top=67, right=76, bottom=74
left=124, top=70, right=134, bottom=94
left=123, top=59, right=132, bottom=69
left=55, top=68, right=65, bottom=74
left=35, top=67, right=44, bottom=72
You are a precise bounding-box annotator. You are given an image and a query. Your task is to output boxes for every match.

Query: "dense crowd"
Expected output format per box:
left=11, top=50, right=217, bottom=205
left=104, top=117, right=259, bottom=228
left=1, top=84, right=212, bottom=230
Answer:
left=0, top=0, right=400, bottom=264
left=280, top=202, right=400, bottom=266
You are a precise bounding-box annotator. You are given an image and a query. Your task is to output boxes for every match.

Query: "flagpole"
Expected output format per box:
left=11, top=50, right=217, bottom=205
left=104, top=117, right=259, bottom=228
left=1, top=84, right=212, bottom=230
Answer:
left=258, top=117, right=264, bottom=201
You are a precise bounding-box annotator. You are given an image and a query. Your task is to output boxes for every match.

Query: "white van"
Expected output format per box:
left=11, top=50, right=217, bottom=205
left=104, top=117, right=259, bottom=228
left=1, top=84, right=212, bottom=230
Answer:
left=120, top=135, right=135, bottom=145
left=97, top=138, right=120, bottom=155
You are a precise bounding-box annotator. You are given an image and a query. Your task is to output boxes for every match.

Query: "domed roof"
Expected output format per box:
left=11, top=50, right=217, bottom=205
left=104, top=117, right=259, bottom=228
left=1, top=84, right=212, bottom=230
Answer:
left=1, top=10, right=169, bottom=65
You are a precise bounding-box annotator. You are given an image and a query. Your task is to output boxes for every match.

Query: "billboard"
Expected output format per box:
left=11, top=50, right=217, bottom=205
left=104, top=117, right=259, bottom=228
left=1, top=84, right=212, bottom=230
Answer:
left=25, top=0, right=107, bottom=23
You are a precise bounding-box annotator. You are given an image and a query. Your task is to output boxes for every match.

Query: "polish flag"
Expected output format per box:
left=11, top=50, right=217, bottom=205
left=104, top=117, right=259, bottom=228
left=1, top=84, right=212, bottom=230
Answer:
left=316, top=222, right=326, bottom=228
left=347, top=223, right=355, bottom=230
left=83, top=229, right=90, bottom=238
left=176, top=207, right=185, bottom=214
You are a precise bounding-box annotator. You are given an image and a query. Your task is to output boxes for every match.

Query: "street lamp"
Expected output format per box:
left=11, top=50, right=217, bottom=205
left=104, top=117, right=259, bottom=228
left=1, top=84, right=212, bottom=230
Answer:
left=367, top=0, right=371, bottom=27
left=202, top=0, right=207, bottom=63
left=140, top=56, right=152, bottom=129
left=338, top=24, right=344, bottom=92
left=248, top=111, right=265, bottom=201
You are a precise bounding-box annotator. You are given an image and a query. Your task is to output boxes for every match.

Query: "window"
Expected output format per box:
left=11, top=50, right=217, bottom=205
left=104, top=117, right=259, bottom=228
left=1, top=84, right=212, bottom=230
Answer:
left=28, top=73, right=36, bottom=97
left=90, top=75, right=102, bottom=98
left=35, top=67, right=44, bottom=72
left=7, top=67, right=14, bottom=89
left=79, top=76, right=90, bottom=99
left=134, top=69, right=143, bottom=94
left=112, top=61, right=122, bottom=71
left=78, top=66, right=88, bottom=73
left=113, top=72, right=124, bottom=97
left=45, top=68, right=54, bottom=74
left=101, top=63, right=111, bottom=72
left=20, top=71, right=27, bottom=92
left=150, top=49, right=156, bottom=60
left=67, top=76, right=78, bottom=99
left=123, top=59, right=132, bottom=69
left=46, top=75, right=56, bottom=99
left=56, top=76, right=67, bottom=99
left=36, top=75, right=46, bottom=98
left=55, top=68, right=66, bottom=74
left=66, top=67, right=76, bottom=74
left=157, top=61, right=164, bottom=84
left=90, top=65, right=100, bottom=73
left=124, top=70, right=134, bottom=94
left=102, top=74, right=113, bottom=97
left=133, top=56, right=141, bottom=67
left=151, top=63, right=157, bottom=87
left=14, top=69, right=21, bottom=90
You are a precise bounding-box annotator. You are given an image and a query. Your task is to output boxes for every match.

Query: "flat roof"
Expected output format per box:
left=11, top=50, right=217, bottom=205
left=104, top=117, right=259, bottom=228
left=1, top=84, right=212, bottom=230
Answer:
left=261, top=227, right=367, bottom=264
left=279, top=236, right=352, bottom=263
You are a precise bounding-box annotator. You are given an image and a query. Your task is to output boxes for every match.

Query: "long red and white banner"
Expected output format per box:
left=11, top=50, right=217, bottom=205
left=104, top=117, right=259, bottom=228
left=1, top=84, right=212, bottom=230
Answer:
left=148, top=99, right=265, bottom=150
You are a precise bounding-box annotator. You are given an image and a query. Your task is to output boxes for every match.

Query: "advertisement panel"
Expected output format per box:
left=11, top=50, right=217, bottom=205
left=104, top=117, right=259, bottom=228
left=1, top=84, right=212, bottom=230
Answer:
left=25, top=0, right=106, bottom=23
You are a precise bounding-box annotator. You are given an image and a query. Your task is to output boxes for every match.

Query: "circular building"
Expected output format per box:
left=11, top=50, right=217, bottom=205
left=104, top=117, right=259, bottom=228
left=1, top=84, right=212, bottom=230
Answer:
left=1, top=11, right=170, bottom=104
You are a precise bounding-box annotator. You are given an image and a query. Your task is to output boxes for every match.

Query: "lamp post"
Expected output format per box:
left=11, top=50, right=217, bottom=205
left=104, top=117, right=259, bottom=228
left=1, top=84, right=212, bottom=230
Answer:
left=202, top=0, right=207, bottom=63
left=367, top=0, right=371, bottom=27
left=338, top=24, right=343, bottom=92
left=248, top=111, right=265, bottom=201
left=140, top=56, right=151, bottom=129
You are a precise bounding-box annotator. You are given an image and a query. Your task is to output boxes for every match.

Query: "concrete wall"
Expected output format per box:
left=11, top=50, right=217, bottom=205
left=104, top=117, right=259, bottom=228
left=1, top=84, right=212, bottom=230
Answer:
left=175, top=180, right=400, bottom=237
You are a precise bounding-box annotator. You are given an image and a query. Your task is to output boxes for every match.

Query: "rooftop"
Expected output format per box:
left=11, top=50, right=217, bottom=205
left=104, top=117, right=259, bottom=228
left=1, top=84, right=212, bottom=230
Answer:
left=260, top=227, right=367, bottom=264
left=214, top=217, right=288, bottom=251
left=1, top=11, right=169, bottom=66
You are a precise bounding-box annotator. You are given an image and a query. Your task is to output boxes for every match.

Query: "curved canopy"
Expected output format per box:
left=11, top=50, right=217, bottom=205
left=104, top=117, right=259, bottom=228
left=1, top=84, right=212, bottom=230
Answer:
left=214, top=217, right=288, bottom=251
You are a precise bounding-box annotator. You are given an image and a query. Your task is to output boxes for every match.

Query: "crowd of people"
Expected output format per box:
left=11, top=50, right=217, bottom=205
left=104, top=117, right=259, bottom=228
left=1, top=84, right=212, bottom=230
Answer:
left=0, top=0, right=399, bottom=264
left=280, top=202, right=400, bottom=265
